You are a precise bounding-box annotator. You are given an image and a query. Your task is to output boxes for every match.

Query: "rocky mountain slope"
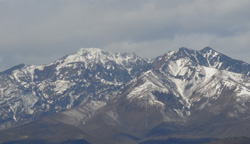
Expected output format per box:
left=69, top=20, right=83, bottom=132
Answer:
left=0, top=48, right=150, bottom=129
left=0, top=47, right=250, bottom=144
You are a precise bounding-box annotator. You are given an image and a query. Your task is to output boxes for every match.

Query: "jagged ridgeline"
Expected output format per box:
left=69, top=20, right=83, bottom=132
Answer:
left=0, top=47, right=250, bottom=144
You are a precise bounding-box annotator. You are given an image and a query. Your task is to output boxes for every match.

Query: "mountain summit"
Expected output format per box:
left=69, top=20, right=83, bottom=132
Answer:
left=0, top=47, right=250, bottom=144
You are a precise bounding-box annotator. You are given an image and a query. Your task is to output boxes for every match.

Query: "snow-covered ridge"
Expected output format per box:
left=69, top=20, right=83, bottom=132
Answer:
left=0, top=48, right=151, bottom=129
left=126, top=47, right=250, bottom=119
left=0, top=47, right=250, bottom=129
left=127, top=70, right=168, bottom=107
left=56, top=48, right=147, bottom=71
left=125, top=64, right=250, bottom=119
left=154, top=47, right=250, bottom=100
left=155, top=47, right=250, bottom=77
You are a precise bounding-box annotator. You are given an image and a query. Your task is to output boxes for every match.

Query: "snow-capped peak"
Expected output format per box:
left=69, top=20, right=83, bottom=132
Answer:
left=153, top=47, right=250, bottom=76
left=200, top=47, right=220, bottom=59
left=76, top=48, right=106, bottom=57
left=64, top=48, right=111, bottom=63
left=178, top=47, right=195, bottom=54
left=56, top=48, right=148, bottom=73
left=200, top=46, right=216, bottom=52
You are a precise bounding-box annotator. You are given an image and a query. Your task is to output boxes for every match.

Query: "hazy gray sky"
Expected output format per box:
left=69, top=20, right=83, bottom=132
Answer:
left=0, top=0, right=250, bottom=70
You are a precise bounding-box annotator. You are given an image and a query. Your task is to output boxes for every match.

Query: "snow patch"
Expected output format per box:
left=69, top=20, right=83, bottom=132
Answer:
left=236, top=86, right=250, bottom=97
left=54, top=80, right=74, bottom=94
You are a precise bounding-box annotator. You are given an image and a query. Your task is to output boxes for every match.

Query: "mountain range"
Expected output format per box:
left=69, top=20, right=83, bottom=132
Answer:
left=0, top=47, right=250, bottom=144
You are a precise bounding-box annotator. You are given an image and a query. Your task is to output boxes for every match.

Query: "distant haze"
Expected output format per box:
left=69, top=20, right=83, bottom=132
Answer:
left=0, top=0, right=250, bottom=70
